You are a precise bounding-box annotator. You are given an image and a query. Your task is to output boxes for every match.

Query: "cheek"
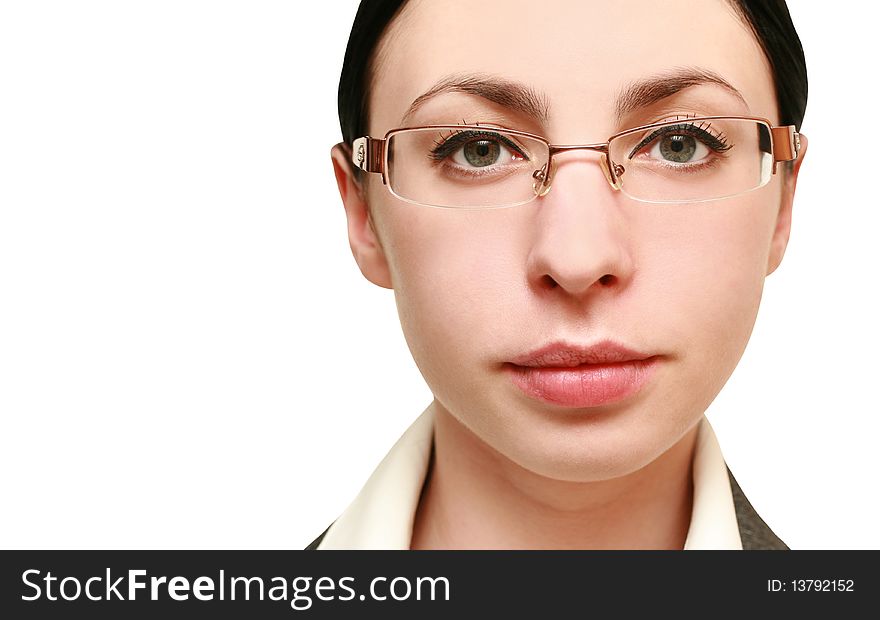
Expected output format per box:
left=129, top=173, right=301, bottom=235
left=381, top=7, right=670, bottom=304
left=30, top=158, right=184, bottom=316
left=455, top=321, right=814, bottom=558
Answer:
left=640, top=197, right=776, bottom=379
left=380, top=205, right=519, bottom=383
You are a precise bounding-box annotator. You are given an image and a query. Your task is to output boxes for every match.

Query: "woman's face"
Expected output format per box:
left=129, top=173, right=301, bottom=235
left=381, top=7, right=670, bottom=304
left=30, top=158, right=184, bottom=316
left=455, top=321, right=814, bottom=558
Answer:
left=339, top=0, right=801, bottom=481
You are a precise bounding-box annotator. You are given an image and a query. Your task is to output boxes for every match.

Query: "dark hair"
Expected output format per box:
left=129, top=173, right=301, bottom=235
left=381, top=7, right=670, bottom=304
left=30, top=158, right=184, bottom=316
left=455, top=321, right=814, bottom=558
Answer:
left=725, top=1, right=808, bottom=129
left=337, top=0, right=408, bottom=166
left=337, top=0, right=807, bottom=152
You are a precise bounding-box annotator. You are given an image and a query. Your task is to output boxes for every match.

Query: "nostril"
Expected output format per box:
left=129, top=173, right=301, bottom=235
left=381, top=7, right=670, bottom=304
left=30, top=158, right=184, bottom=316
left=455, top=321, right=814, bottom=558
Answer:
left=542, top=274, right=559, bottom=289
left=541, top=274, right=615, bottom=289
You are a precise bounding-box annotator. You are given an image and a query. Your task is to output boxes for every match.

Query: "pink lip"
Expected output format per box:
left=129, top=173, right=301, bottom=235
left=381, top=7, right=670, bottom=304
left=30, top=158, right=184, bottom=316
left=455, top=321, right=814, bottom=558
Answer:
left=504, top=340, right=660, bottom=408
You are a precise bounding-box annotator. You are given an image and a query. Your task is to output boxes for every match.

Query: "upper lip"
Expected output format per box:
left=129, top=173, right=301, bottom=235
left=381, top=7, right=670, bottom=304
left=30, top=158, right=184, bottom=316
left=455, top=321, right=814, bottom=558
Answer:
left=508, top=339, right=655, bottom=368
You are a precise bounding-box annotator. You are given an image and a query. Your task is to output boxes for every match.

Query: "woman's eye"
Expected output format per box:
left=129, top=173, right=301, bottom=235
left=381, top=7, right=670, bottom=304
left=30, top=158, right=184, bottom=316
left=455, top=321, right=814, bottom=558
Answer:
left=452, top=138, right=521, bottom=168
left=649, top=133, right=710, bottom=163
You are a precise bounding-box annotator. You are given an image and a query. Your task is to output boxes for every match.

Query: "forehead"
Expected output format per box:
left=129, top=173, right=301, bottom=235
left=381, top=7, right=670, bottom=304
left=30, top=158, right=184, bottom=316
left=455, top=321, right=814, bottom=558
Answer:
left=368, top=0, right=777, bottom=138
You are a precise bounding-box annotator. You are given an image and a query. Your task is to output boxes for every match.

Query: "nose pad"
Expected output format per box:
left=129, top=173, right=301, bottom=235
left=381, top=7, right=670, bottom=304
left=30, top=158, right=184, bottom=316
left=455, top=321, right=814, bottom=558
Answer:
left=532, top=163, right=552, bottom=197
left=533, top=155, right=623, bottom=197
left=599, top=155, right=622, bottom=191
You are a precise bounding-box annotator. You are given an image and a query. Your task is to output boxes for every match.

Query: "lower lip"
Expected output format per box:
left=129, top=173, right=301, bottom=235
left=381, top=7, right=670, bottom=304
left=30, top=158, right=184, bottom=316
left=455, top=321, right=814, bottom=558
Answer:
left=505, top=358, right=660, bottom=408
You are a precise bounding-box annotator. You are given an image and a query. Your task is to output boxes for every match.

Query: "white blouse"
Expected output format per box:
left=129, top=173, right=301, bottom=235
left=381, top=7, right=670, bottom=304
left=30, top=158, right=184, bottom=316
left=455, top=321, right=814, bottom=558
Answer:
left=315, top=403, right=743, bottom=550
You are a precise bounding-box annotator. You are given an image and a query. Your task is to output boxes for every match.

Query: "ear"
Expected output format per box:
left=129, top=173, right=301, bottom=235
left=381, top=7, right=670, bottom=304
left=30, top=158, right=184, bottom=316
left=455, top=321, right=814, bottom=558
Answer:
left=330, top=143, right=393, bottom=289
left=766, top=133, right=808, bottom=276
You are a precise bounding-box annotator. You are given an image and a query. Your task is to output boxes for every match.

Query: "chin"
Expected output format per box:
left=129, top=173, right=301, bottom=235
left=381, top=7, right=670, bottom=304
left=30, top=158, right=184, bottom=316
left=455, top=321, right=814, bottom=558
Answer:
left=496, top=423, right=665, bottom=483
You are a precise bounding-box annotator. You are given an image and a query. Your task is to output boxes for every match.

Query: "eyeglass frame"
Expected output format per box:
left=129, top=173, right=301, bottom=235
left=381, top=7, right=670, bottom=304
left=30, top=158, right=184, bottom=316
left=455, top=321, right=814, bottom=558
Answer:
left=346, top=115, right=802, bottom=208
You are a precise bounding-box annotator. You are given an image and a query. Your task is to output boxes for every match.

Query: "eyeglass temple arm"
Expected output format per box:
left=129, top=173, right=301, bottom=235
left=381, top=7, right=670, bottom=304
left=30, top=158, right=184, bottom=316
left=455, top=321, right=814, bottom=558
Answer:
left=771, top=125, right=801, bottom=163
left=352, top=137, right=385, bottom=174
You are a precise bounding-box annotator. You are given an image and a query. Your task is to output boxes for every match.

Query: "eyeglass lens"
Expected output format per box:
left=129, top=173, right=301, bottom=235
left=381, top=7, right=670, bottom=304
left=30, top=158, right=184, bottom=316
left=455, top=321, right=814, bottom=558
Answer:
left=387, top=119, right=773, bottom=208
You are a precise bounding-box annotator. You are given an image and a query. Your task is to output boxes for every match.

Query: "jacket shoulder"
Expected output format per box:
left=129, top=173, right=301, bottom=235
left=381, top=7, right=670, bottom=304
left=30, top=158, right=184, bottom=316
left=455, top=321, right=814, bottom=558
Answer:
left=726, top=466, right=789, bottom=550
left=304, top=523, right=333, bottom=550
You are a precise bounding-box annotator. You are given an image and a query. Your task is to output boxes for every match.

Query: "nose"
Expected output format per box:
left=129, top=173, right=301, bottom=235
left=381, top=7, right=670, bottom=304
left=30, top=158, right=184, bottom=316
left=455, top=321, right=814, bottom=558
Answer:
left=526, top=152, right=635, bottom=300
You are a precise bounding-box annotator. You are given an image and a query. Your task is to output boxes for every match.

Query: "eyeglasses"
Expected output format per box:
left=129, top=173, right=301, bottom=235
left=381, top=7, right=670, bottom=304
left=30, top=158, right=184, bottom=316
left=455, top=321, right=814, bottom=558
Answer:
left=350, top=115, right=802, bottom=209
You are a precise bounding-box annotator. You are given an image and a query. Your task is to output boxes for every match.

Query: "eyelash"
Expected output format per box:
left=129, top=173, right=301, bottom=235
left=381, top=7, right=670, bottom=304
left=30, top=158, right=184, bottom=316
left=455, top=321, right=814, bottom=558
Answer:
left=627, top=116, right=733, bottom=160
left=428, top=123, right=528, bottom=162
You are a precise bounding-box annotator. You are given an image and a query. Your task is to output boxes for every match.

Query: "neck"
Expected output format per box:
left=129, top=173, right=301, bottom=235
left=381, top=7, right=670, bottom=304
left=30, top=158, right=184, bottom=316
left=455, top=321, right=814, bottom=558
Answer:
left=410, top=400, right=698, bottom=550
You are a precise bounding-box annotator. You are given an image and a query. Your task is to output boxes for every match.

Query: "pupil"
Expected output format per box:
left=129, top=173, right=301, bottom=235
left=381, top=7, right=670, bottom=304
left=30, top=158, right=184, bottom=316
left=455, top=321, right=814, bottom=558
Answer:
left=464, top=139, right=501, bottom=167
left=660, top=134, right=696, bottom=163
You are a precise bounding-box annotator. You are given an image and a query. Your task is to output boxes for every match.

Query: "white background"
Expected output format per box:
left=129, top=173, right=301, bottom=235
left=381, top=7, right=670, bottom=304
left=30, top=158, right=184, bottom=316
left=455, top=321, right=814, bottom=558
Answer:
left=1, top=1, right=876, bottom=550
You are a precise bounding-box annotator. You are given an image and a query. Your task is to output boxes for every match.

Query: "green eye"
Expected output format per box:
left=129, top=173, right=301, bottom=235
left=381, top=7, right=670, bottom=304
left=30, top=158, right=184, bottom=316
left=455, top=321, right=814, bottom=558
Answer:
left=659, top=134, right=698, bottom=162
left=462, top=139, right=502, bottom=167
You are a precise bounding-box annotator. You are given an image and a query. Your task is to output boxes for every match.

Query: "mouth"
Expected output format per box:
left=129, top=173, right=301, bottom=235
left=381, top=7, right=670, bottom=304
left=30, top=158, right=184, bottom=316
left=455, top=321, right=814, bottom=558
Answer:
left=504, top=339, right=661, bottom=408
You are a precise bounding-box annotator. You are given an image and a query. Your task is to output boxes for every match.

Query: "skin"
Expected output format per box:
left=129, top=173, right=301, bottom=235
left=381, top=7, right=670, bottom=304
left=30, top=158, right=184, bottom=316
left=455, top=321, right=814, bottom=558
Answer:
left=331, top=0, right=807, bottom=549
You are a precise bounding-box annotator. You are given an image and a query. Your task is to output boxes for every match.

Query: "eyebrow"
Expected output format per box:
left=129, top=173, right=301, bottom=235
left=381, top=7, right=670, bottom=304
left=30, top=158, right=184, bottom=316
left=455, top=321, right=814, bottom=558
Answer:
left=401, top=73, right=551, bottom=125
left=399, top=67, right=747, bottom=127
left=615, top=67, right=748, bottom=119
